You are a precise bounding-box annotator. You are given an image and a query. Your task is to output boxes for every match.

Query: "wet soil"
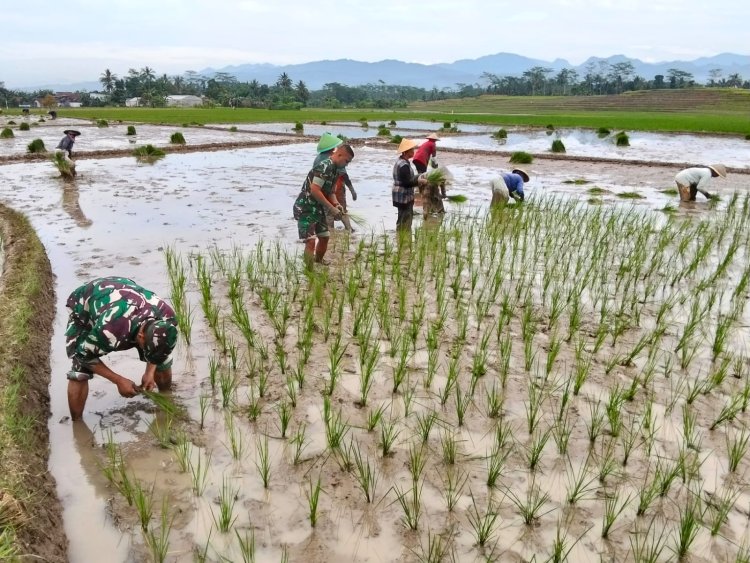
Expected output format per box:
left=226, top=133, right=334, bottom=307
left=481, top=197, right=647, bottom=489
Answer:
left=1, top=124, right=749, bottom=561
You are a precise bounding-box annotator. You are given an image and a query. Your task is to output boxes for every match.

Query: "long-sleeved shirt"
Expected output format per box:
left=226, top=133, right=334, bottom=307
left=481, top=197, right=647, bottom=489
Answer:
left=501, top=172, right=525, bottom=200
left=675, top=167, right=712, bottom=191
left=65, top=277, right=175, bottom=366
left=392, top=158, right=420, bottom=205
left=56, top=135, right=75, bottom=154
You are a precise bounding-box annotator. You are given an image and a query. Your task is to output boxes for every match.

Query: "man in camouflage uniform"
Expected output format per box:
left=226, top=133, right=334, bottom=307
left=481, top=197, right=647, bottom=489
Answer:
left=65, top=276, right=178, bottom=420
left=293, top=144, right=354, bottom=267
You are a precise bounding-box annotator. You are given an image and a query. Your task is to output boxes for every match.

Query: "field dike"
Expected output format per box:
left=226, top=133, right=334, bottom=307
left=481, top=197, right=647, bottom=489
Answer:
left=0, top=204, right=66, bottom=561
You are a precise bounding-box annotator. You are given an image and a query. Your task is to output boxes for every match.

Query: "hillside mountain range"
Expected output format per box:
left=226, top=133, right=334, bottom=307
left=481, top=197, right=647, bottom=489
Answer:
left=200, top=52, right=750, bottom=90
left=19, top=52, right=750, bottom=92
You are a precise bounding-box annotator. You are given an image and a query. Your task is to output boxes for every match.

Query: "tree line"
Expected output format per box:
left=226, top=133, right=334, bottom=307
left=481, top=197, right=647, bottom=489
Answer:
left=2, top=60, right=748, bottom=110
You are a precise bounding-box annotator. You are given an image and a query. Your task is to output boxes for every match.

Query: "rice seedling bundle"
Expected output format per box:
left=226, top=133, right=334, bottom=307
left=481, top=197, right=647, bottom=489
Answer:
left=133, top=144, right=165, bottom=160
left=0, top=128, right=14, bottom=139
left=19, top=122, right=30, bottom=131
left=510, top=151, right=533, bottom=164
left=27, top=138, right=46, bottom=153
left=169, top=132, right=186, bottom=145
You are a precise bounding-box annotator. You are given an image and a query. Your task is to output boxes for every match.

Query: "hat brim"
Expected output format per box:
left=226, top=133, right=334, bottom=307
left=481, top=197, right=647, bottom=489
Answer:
left=63, top=130, right=81, bottom=136
left=512, top=169, right=530, bottom=182
left=426, top=134, right=440, bottom=141
left=708, top=165, right=727, bottom=178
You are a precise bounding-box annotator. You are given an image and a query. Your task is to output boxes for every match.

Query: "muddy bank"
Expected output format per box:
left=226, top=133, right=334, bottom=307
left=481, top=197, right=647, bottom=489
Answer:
left=0, top=204, right=65, bottom=561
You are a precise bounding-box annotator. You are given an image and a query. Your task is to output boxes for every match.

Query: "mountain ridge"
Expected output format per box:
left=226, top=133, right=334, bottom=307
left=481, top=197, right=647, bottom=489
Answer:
left=15, top=52, right=750, bottom=92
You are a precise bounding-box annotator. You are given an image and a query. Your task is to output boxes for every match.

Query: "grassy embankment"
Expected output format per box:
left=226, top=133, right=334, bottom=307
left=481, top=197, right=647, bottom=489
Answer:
left=0, top=205, right=63, bottom=561
left=33, top=88, right=750, bottom=135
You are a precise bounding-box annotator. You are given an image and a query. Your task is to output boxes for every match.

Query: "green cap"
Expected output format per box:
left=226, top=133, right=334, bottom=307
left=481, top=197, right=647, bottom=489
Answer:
left=316, top=132, right=343, bottom=154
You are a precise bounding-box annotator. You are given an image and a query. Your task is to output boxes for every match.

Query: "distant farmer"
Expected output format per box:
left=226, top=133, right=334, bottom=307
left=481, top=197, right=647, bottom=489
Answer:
left=294, top=143, right=354, bottom=267
left=490, top=168, right=530, bottom=205
left=315, top=133, right=358, bottom=232
left=675, top=164, right=727, bottom=202
left=392, top=138, right=428, bottom=233
left=56, top=129, right=80, bottom=176
left=65, top=277, right=178, bottom=421
left=412, top=133, right=440, bottom=173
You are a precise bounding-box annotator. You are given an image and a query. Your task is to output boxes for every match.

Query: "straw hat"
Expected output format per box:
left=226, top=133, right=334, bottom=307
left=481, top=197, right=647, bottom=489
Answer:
left=426, top=133, right=440, bottom=141
left=398, top=138, right=419, bottom=154
left=63, top=129, right=81, bottom=136
left=708, top=164, right=727, bottom=178
left=512, top=168, right=530, bottom=182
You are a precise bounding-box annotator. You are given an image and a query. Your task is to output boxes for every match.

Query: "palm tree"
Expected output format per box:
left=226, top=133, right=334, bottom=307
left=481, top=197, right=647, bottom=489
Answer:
left=294, top=80, right=309, bottom=104
left=99, top=69, right=117, bottom=93
left=140, top=66, right=156, bottom=87
left=276, top=72, right=293, bottom=97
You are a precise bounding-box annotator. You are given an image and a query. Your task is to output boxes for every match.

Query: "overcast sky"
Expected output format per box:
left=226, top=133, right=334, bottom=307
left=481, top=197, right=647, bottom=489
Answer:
left=1, top=0, right=747, bottom=88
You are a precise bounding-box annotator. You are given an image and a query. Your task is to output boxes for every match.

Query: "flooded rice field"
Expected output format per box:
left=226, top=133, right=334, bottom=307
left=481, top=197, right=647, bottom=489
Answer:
left=2, top=120, right=750, bottom=562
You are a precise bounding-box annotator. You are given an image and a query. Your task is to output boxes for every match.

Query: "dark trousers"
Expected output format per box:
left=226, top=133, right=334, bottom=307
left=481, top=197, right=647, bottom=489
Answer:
left=395, top=202, right=413, bottom=232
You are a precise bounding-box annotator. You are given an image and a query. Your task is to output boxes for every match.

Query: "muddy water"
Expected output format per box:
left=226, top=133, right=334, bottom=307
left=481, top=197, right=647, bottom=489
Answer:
left=1, top=131, right=750, bottom=561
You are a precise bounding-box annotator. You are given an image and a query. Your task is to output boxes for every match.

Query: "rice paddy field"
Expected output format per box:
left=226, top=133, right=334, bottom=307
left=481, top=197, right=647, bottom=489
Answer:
left=2, top=108, right=750, bottom=562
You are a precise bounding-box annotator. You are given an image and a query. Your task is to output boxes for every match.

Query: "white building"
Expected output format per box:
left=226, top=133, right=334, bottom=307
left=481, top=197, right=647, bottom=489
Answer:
left=166, top=95, right=203, bottom=108
left=125, top=97, right=142, bottom=107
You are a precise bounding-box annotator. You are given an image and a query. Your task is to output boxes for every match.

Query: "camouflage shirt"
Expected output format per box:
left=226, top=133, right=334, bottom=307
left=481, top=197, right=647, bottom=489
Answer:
left=293, top=157, right=339, bottom=218
left=65, top=277, right=176, bottom=366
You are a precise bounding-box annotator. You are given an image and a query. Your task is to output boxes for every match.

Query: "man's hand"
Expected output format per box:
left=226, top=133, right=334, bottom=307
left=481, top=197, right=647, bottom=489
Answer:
left=417, top=175, right=428, bottom=187
left=141, top=368, right=157, bottom=391
left=331, top=206, right=343, bottom=220
left=116, top=377, right=141, bottom=398
left=350, top=188, right=357, bottom=201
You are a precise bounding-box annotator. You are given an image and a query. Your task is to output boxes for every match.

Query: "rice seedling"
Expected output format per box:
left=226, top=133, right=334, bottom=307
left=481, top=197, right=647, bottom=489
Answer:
left=551, top=139, right=566, bottom=153
left=170, top=131, right=186, bottom=144
left=254, top=433, right=271, bottom=488
left=586, top=400, right=606, bottom=444
left=466, top=493, right=500, bottom=547
left=145, top=497, right=174, bottom=563
left=189, top=449, right=212, bottom=496
left=573, top=354, right=592, bottom=395
left=601, top=489, right=632, bottom=539
left=52, top=151, right=74, bottom=178
left=362, top=403, right=386, bottom=433
left=133, top=144, right=165, bottom=160
left=596, top=439, right=620, bottom=484
left=224, top=413, right=246, bottom=460
left=235, top=529, right=255, bottom=563
left=655, top=458, right=681, bottom=498
left=393, top=479, right=423, bottom=531
left=141, top=389, right=184, bottom=418
left=18, top=121, right=30, bottom=131
left=629, top=515, right=670, bottom=563
left=552, top=412, right=574, bottom=456
left=492, top=128, right=508, bottom=140
left=509, top=151, right=533, bottom=164
left=671, top=491, right=701, bottom=559
left=705, top=484, right=738, bottom=541
left=525, top=427, right=552, bottom=471
left=485, top=384, right=504, bottom=419
left=506, top=479, right=552, bottom=526
left=172, top=432, right=193, bottom=472
left=212, top=476, right=239, bottom=533
left=726, top=424, right=750, bottom=472
left=486, top=443, right=510, bottom=488
left=306, top=474, right=323, bottom=527
left=615, top=131, right=630, bottom=146
left=149, top=415, right=175, bottom=449
left=620, top=415, right=641, bottom=465
left=351, top=444, right=379, bottom=503
left=566, top=461, right=598, bottom=505
left=442, top=468, right=468, bottom=512
left=126, top=125, right=136, bottom=135
left=440, top=429, right=459, bottom=465
left=605, top=385, right=626, bottom=438
left=97, top=119, right=109, bottom=127
left=380, top=416, right=401, bottom=457
left=26, top=138, right=46, bottom=153
left=0, top=127, right=14, bottom=138
left=524, top=382, right=546, bottom=435
left=323, top=397, right=349, bottom=450
left=132, top=480, right=154, bottom=531
left=711, top=393, right=744, bottom=430
left=413, top=530, right=453, bottom=563
left=454, top=383, right=472, bottom=427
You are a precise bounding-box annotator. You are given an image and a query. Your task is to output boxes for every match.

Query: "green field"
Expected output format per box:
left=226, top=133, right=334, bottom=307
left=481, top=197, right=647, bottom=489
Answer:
left=9, top=88, right=750, bottom=135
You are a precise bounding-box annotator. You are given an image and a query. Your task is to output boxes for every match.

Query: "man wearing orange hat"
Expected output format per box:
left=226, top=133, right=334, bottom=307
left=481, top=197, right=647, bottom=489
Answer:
left=675, top=164, right=727, bottom=202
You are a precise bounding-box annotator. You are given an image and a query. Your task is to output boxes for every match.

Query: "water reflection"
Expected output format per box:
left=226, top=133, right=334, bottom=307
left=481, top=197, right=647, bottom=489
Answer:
left=61, top=180, right=93, bottom=228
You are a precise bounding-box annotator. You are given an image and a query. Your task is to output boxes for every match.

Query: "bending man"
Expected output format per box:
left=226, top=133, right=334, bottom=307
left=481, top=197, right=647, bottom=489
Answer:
left=65, top=276, right=178, bottom=421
